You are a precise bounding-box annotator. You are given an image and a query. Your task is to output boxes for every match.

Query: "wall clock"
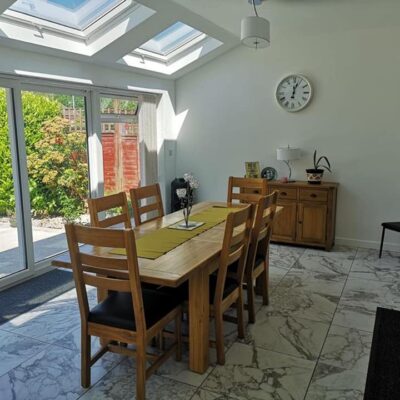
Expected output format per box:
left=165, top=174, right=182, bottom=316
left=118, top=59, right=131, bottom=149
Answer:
left=276, top=74, right=312, bottom=112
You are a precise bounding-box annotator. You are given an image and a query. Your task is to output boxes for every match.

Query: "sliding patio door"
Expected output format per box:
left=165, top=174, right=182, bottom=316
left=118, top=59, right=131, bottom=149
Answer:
left=0, top=85, right=26, bottom=280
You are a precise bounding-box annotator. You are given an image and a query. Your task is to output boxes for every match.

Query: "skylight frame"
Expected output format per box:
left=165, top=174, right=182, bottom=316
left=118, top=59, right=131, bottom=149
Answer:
left=138, top=21, right=204, bottom=57
left=134, top=32, right=208, bottom=63
left=2, top=0, right=136, bottom=39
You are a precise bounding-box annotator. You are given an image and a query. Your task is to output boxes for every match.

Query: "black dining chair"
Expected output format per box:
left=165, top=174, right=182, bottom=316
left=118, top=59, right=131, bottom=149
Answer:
left=379, top=222, right=400, bottom=258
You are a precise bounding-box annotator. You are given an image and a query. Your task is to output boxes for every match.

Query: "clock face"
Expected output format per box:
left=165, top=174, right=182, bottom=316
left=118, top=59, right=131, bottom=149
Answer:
left=276, top=75, right=312, bottom=112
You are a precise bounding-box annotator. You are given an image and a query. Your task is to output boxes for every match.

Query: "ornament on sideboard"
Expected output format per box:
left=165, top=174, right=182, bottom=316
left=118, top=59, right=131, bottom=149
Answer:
left=306, top=150, right=332, bottom=184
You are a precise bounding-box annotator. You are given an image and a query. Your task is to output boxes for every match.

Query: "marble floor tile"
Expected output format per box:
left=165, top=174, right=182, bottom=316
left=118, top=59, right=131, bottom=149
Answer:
left=0, top=345, right=121, bottom=400
left=79, top=358, right=197, bottom=400
left=350, top=248, right=400, bottom=282
left=202, top=342, right=315, bottom=400
left=341, top=278, right=400, bottom=307
left=332, top=300, right=379, bottom=333
left=269, top=245, right=305, bottom=270
left=269, top=266, right=288, bottom=289
left=155, top=347, right=213, bottom=387
left=192, top=389, right=236, bottom=400
left=293, top=248, right=355, bottom=277
left=304, top=246, right=357, bottom=260
left=305, top=362, right=366, bottom=400
left=319, top=325, right=372, bottom=373
left=0, top=329, right=50, bottom=377
left=263, top=286, right=340, bottom=323
left=277, top=269, right=346, bottom=297
left=0, top=287, right=98, bottom=344
left=247, top=313, right=330, bottom=361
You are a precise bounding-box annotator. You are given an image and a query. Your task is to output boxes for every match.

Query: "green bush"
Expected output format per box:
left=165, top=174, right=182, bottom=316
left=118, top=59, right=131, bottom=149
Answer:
left=0, top=91, right=88, bottom=220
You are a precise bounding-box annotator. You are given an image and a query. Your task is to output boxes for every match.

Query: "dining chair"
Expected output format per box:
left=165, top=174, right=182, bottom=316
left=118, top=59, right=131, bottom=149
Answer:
left=227, top=176, right=268, bottom=205
left=130, top=183, right=164, bottom=226
left=244, top=191, right=278, bottom=323
left=87, top=192, right=132, bottom=229
left=211, top=204, right=252, bottom=365
left=379, top=222, right=400, bottom=258
left=65, top=224, right=182, bottom=400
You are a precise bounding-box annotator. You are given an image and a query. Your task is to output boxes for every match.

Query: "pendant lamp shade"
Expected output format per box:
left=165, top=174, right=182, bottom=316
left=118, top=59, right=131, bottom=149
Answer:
left=241, top=16, right=270, bottom=48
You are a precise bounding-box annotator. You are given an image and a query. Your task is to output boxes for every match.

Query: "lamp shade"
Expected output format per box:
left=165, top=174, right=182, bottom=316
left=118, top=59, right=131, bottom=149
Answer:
left=241, top=16, right=270, bottom=48
left=277, top=147, right=300, bottom=161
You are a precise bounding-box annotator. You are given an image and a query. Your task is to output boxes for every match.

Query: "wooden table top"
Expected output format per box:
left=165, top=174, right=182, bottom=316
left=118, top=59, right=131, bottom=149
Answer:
left=52, top=202, right=282, bottom=288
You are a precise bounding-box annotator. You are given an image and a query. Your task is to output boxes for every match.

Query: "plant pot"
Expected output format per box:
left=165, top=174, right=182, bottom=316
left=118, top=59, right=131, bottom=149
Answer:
left=306, top=169, right=324, bottom=184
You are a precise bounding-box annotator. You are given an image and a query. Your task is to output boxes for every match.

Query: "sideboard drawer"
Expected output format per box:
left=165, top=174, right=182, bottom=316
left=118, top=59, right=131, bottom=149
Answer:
left=299, top=189, right=328, bottom=202
left=270, top=186, right=297, bottom=200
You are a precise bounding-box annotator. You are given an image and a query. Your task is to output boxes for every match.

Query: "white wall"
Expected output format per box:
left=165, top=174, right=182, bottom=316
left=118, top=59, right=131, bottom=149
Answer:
left=0, top=45, right=176, bottom=206
left=175, top=6, right=400, bottom=250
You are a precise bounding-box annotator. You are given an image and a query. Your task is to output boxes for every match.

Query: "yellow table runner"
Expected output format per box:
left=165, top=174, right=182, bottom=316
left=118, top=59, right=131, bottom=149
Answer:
left=111, top=206, right=238, bottom=260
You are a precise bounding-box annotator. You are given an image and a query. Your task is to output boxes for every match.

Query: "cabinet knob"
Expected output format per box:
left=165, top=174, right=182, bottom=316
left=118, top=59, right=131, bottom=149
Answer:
left=281, top=192, right=287, bottom=196
left=310, top=193, right=317, bottom=198
left=298, top=221, right=303, bottom=224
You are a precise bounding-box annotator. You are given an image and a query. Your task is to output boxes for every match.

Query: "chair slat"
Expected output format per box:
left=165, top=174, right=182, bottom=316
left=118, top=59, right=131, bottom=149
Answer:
left=88, top=192, right=132, bottom=229
left=80, top=253, right=128, bottom=270
left=83, top=273, right=131, bottom=292
left=130, top=183, right=164, bottom=226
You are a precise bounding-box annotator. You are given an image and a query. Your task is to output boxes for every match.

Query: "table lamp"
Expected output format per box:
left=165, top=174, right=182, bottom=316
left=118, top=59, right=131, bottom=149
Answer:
left=277, top=146, right=300, bottom=182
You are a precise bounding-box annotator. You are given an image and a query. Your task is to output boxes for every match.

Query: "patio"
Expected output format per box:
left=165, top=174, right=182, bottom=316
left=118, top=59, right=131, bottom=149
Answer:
left=0, top=222, right=67, bottom=278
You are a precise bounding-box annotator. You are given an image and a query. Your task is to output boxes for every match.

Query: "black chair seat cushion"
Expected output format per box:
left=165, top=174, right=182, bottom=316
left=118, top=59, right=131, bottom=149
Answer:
left=230, top=256, right=265, bottom=274
left=88, top=288, right=181, bottom=331
left=209, top=274, right=238, bottom=303
left=382, top=222, right=400, bottom=232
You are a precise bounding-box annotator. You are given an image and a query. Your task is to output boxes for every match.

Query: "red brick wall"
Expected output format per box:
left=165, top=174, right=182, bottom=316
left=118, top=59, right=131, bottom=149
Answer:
left=102, top=133, right=140, bottom=194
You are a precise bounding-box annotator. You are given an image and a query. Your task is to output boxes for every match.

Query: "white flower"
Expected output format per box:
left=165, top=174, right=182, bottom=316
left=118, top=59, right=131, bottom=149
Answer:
left=183, top=173, right=193, bottom=182
left=176, top=188, right=187, bottom=198
left=189, top=178, right=199, bottom=189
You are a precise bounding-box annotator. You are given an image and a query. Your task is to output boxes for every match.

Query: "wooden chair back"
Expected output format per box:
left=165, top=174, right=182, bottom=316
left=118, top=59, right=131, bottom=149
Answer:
left=65, top=224, right=146, bottom=334
left=227, top=176, right=268, bottom=205
left=247, top=191, right=279, bottom=274
left=213, top=205, right=253, bottom=305
left=87, top=192, right=132, bottom=229
left=130, top=183, right=164, bottom=226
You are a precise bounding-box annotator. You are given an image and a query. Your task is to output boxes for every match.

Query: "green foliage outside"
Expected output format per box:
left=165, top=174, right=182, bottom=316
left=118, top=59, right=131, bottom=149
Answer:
left=0, top=90, right=88, bottom=220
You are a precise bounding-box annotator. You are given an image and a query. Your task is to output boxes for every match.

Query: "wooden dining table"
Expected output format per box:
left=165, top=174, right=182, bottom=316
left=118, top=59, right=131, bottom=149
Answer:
left=52, top=201, right=281, bottom=374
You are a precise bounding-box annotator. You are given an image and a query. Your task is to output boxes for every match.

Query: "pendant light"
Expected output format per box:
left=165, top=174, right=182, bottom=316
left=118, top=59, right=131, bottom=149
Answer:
left=241, top=0, right=270, bottom=49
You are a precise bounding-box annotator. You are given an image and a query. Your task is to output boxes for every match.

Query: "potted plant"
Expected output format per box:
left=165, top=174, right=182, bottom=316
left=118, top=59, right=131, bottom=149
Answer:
left=306, top=150, right=331, bottom=184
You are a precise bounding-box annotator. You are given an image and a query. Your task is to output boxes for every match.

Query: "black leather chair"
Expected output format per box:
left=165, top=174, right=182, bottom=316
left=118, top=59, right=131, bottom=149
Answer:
left=379, top=222, right=400, bottom=258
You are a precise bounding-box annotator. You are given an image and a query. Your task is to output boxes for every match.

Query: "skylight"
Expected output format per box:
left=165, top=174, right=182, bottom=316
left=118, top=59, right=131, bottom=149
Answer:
left=139, top=21, right=203, bottom=56
left=9, top=0, right=125, bottom=31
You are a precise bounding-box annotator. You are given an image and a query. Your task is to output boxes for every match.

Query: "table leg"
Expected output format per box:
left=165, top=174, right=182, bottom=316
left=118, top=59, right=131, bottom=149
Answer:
left=189, top=267, right=210, bottom=373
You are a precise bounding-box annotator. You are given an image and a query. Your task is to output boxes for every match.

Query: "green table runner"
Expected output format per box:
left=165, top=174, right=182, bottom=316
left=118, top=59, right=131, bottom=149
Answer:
left=111, top=206, right=238, bottom=260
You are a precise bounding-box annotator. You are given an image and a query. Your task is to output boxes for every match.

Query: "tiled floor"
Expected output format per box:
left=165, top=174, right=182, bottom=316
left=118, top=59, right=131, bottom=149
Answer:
left=1, top=244, right=399, bottom=399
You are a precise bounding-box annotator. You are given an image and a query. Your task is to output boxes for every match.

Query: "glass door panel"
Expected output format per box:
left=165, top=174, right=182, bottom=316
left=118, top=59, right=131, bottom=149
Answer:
left=100, top=95, right=140, bottom=196
left=0, top=87, right=25, bottom=278
left=21, top=90, right=89, bottom=263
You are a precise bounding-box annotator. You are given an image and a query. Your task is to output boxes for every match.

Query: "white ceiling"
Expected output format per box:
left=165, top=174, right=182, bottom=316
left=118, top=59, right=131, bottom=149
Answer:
left=1, top=0, right=400, bottom=80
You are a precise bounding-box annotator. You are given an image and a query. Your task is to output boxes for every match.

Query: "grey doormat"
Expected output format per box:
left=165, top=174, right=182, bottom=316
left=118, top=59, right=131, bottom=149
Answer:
left=0, top=269, right=75, bottom=325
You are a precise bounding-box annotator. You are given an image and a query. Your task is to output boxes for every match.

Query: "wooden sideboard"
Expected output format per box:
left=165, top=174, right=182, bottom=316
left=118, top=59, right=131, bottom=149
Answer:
left=268, top=180, right=338, bottom=250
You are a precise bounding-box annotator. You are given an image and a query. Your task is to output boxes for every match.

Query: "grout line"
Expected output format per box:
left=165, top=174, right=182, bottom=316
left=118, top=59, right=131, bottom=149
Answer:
left=302, top=246, right=359, bottom=400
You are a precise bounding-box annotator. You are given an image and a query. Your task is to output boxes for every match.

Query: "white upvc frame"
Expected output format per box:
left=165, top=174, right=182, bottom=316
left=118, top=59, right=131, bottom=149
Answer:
left=0, top=74, right=150, bottom=290
left=2, top=0, right=135, bottom=40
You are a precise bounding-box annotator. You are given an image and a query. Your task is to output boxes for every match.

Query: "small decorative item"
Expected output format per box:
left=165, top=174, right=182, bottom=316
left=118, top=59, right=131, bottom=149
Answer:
left=306, top=150, right=332, bottom=184
left=276, top=145, right=301, bottom=182
left=261, top=166, right=277, bottom=181
left=245, top=161, right=261, bottom=178
left=176, top=173, right=200, bottom=229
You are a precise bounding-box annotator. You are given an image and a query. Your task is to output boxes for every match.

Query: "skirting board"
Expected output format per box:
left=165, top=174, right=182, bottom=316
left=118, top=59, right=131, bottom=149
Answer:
left=335, top=237, right=400, bottom=253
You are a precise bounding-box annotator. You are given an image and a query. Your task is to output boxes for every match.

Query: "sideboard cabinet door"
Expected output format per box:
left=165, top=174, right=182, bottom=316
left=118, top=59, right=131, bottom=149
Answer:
left=297, top=202, right=328, bottom=245
left=272, top=200, right=297, bottom=242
